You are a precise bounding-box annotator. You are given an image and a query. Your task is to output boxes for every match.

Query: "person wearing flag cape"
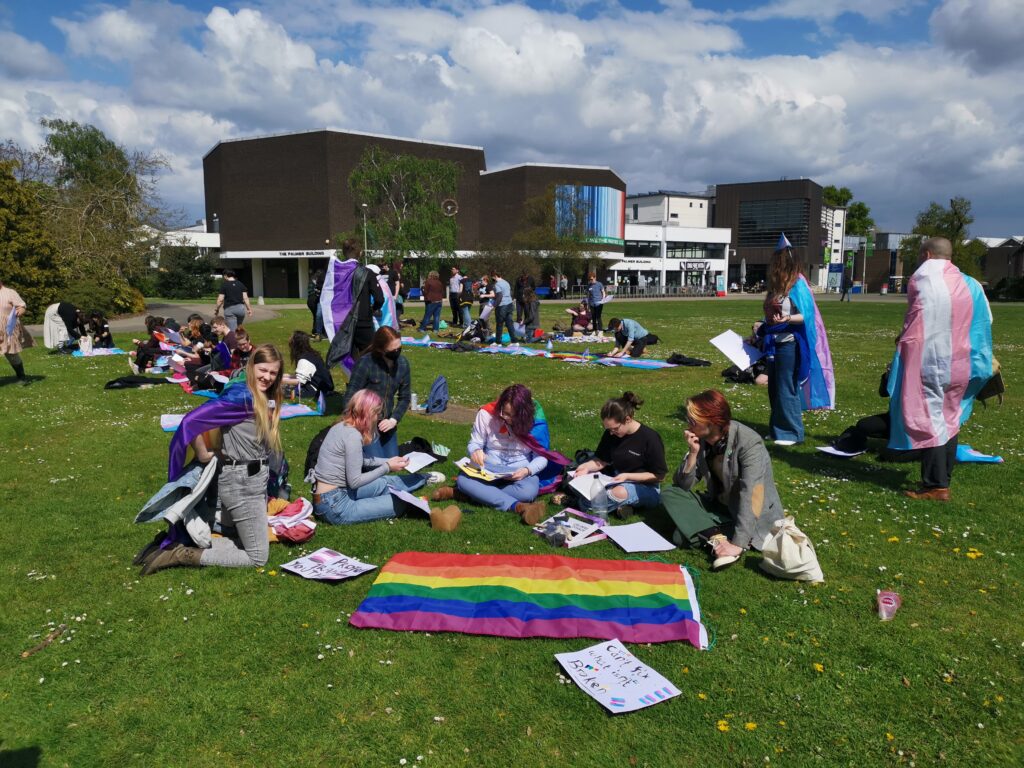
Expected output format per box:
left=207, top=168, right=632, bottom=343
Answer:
left=754, top=233, right=835, bottom=445
left=888, top=236, right=993, bottom=501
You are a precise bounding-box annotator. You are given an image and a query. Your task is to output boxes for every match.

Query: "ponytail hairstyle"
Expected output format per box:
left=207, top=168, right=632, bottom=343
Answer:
left=765, top=247, right=801, bottom=316
left=685, top=389, right=732, bottom=431
left=496, top=383, right=534, bottom=439
left=245, top=344, right=284, bottom=454
left=600, top=391, right=643, bottom=424
left=342, top=388, right=383, bottom=444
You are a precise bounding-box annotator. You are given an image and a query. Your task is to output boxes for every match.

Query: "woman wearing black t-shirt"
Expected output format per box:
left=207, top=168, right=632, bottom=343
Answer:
left=568, top=392, right=667, bottom=517
left=215, top=269, right=253, bottom=331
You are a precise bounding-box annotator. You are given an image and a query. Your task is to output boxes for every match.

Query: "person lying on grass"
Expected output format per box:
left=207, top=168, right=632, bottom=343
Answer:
left=310, top=388, right=441, bottom=525
left=661, top=389, right=785, bottom=572
left=432, top=383, right=549, bottom=526
left=556, top=391, right=666, bottom=519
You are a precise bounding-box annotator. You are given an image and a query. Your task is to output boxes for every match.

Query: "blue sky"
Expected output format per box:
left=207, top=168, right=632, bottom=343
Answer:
left=1, top=0, right=1021, bottom=234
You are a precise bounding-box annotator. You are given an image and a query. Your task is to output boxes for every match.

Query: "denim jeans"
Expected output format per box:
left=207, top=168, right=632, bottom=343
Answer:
left=767, top=340, right=804, bottom=442
left=314, top=474, right=427, bottom=525
left=364, top=428, right=399, bottom=459
left=494, top=303, right=518, bottom=343
left=456, top=474, right=539, bottom=511
left=460, top=303, right=472, bottom=328
left=200, top=464, right=269, bottom=568
left=419, top=302, right=442, bottom=331
left=578, top=481, right=661, bottom=513
left=312, top=303, right=326, bottom=336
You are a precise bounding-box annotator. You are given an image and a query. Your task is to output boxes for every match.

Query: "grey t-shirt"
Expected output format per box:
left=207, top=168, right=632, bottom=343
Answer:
left=314, top=423, right=389, bottom=489
left=222, top=417, right=268, bottom=461
left=775, top=296, right=795, bottom=344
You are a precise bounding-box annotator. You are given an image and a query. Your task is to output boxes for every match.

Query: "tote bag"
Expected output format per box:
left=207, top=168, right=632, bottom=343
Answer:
left=759, top=516, right=824, bottom=582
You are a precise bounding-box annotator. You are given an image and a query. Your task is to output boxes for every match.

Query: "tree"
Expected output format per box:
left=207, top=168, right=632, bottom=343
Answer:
left=155, top=246, right=216, bottom=299
left=899, top=197, right=985, bottom=279
left=0, top=160, right=61, bottom=322
left=823, top=184, right=876, bottom=236
left=509, top=184, right=599, bottom=280
left=348, top=146, right=460, bottom=270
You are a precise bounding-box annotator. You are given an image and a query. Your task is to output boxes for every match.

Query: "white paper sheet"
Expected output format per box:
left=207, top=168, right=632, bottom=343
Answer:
left=603, top=522, right=676, bottom=553
left=815, top=445, right=866, bottom=458
left=402, top=451, right=438, bottom=473
left=568, top=472, right=619, bottom=501
left=555, top=639, right=680, bottom=714
left=280, top=548, right=377, bottom=581
left=388, top=488, right=432, bottom=516
left=710, top=329, right=764, bottom=370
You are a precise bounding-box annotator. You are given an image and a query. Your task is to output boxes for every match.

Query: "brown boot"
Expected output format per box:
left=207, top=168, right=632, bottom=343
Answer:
left=515, top=501, right=548, bottom=526
left=903, top=487, right=950, bottom=502
left=140, top=543, right=203, bottom=576
left=431, top=486, right=455, bottom=502
left=132, top=529, right=169, bottom=565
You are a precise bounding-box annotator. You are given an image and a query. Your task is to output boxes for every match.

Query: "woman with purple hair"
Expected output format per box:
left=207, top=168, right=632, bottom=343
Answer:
left=432, top=384, right=549, bottom=525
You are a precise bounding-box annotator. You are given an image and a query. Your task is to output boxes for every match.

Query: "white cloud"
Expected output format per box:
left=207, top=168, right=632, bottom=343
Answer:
left=722, top=0, right=924, bottom=25
left=1, top=0, right=1021, bottom=233
left=930, top=0, right=1024, bottom=71
left=0, top=31, right=64, bottom=78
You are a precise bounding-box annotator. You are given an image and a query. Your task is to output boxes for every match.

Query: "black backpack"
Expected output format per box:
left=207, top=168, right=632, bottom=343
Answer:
left=304, top=424, right=334, bottom=479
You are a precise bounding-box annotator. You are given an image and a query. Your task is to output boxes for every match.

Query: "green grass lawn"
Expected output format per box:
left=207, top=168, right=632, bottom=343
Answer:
left=2, top=298, right=1021, bottom=767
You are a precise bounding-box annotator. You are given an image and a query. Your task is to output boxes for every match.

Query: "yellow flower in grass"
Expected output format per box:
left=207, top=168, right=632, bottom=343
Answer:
left=886, top=732, right=895, bottom=742
left=697, top=692, right=708, bottom=700
left=887, top=536, right=899, bottom=543
left=966, top=549, right=984, bottom=560
left=716, top=720, right=730, bottom=732
left=745, top=722, right=757, bottom=731
left=813, top=663, right=825, bottom=673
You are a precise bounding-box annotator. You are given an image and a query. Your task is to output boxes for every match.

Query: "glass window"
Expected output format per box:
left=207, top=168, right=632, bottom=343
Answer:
left=738, top=199, right=810, bottom=247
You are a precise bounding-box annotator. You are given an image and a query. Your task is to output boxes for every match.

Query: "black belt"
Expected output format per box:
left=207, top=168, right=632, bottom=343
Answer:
left=222, top=457, right=268, bottom=476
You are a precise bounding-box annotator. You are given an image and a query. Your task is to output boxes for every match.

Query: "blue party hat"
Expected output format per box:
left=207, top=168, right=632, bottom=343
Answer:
left=775, top=232, right=793, bottom=252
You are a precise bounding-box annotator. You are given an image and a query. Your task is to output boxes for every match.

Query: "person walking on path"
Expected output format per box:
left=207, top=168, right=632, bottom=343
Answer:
left=587, top=273, right=606, bottom=333
left=215, top=269, right=254, bottom=331
left=888, top=236, right=993, bottom=502
left=0, top=277, right=29, bottom=384
left=839, top=271, right=851, bottom=302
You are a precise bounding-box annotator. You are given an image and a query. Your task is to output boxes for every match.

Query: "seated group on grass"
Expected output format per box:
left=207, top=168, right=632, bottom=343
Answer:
left=137, top=352, right=786, bottom=575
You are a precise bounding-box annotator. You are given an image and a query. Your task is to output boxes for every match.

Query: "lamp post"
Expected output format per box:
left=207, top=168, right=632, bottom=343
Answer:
left=862, top=227, right=875, bottom=292
left=361, top=203, right=369, bottom=263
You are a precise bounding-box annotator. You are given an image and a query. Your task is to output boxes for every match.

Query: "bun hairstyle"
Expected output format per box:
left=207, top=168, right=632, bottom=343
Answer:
left=601, top=391, right=643, bottom=423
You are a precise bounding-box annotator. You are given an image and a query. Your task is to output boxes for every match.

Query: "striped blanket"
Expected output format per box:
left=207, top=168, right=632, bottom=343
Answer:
left=888, top=259, right=992, bottom=451
left=350, top=551, right=708, bottom=648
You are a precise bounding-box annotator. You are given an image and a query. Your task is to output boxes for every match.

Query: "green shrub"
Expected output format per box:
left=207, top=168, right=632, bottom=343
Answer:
left=154, top=246, right=216, bottom=299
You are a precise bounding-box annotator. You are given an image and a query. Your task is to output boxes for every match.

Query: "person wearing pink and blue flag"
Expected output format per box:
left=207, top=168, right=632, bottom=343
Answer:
left=889, top=237, right=992, bottom=502
left=755, top=233, right=835, bottom=445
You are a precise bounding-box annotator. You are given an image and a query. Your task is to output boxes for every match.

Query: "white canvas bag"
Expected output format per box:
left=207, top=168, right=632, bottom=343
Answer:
left=759, top=516, right=824, bottom=582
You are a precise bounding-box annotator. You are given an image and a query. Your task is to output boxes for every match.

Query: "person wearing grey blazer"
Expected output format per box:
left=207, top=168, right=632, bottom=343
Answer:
left=662, top=390, right=785, bottom=570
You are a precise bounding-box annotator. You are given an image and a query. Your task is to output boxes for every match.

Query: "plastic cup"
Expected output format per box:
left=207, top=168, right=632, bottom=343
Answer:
left=877, top=590, right=901, bottom=621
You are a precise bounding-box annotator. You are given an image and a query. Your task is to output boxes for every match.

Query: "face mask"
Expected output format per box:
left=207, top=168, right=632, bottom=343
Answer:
left=384, top=349, right=402, bottom=361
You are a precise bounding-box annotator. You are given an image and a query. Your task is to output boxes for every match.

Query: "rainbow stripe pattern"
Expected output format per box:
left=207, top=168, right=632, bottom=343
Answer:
left=350, top=552, right=708, bottom=648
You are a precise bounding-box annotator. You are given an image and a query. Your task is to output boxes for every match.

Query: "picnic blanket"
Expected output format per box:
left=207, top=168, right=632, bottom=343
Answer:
left=72, top=347, right=126, bottom=357
left=350, top=551, right=708, bottom=648
left=401, top=337, right=678, bottom=369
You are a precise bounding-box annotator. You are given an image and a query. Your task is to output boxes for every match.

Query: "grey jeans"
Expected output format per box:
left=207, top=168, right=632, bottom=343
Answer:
left=200, top=464, right=269, bottom=568
left=223, top=304, right=247, bottom=331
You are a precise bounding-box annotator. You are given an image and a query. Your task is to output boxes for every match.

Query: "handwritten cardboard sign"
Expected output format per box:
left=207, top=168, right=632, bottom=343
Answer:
left=280, top=548, right=377, bottom=582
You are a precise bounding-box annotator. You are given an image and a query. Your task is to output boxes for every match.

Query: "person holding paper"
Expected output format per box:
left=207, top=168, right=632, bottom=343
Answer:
left=342, top=326, right=410, bottom=458
left=431, top=384, right=550, bottom=525
left=568, top=392, right=667, bottom=518
left=311, top=389, right=436, bottom=525
left=662, top=389, right=785, bottom=571
left=753, top=234, right=835, bottom=445
left=0, top=277, right=28, bottom=384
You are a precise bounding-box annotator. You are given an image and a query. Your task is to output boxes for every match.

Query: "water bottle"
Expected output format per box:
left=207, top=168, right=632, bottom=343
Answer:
left=589, top=475, right=611, bottom=520
left=545, top=339, right=553, bottom=356
left=410, top=392, right=419, bottom=411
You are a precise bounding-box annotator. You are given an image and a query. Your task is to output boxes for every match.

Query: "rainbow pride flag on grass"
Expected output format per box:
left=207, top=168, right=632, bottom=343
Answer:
left=350, top=552, right=708, bottom=648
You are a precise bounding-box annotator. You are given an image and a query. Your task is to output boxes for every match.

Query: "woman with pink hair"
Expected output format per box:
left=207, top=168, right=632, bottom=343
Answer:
left=311, top=389, right=441, bottom=524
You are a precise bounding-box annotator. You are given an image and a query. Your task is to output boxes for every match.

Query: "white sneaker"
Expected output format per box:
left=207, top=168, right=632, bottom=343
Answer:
left=424, top=471, right=446, bottom=485
left=773, top=439, right=797, bottom=446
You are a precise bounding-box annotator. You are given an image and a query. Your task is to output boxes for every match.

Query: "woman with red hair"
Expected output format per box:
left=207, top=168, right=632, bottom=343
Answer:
left=311, top=389, right=440, bottom=524
left=662, top=389, right=785, bottom=571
